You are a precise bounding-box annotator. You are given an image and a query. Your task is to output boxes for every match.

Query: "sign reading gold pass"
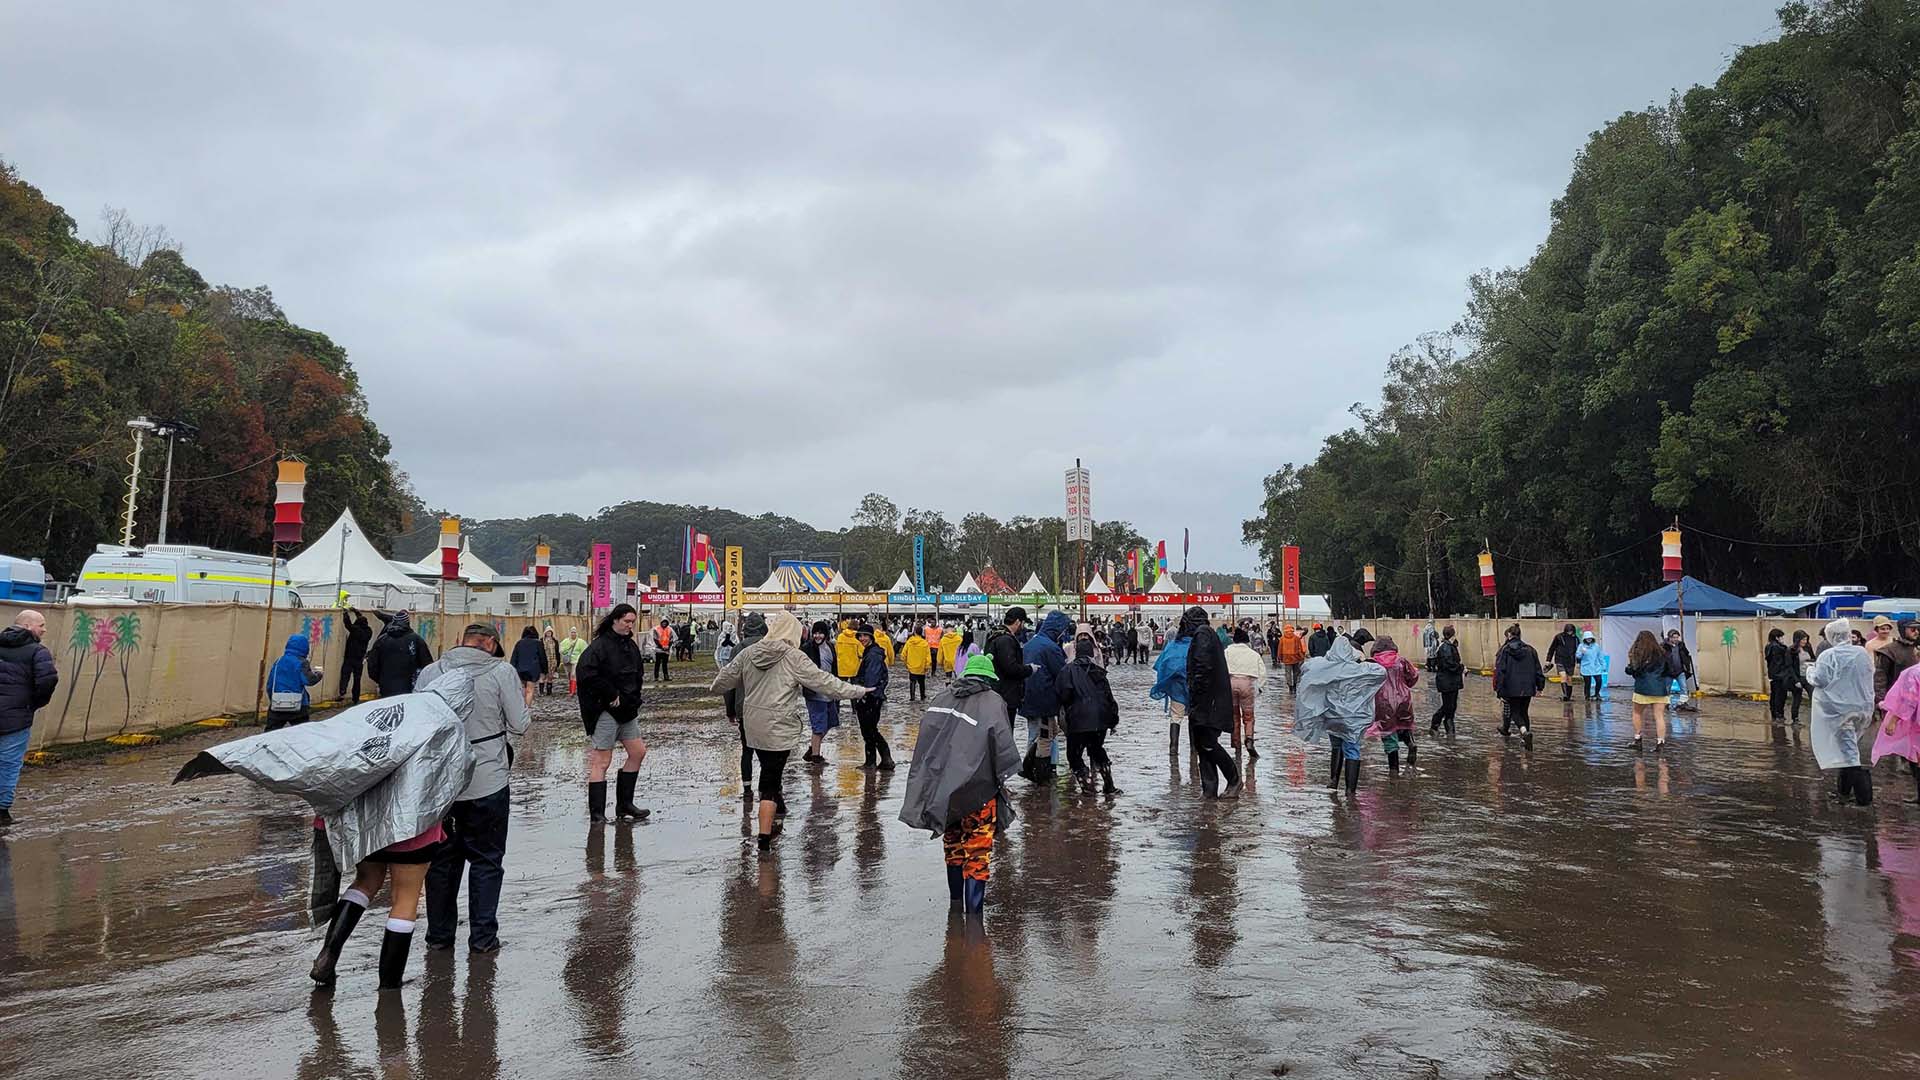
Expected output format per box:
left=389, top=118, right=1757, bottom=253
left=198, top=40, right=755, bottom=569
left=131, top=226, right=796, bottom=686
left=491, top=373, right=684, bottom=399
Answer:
left=724, top=546, right=744, bottom=610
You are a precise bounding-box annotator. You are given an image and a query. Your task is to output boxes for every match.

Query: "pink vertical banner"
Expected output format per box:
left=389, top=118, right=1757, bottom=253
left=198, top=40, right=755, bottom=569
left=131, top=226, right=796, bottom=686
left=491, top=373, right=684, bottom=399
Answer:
left=591, top=543, right=613, bottom=607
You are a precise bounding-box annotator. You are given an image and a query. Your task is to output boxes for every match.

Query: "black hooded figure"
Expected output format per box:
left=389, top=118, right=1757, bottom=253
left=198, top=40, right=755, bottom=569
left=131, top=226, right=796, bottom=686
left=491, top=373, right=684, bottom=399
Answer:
left=1181, top=606, right=1241, bottom=799
left=340, top=608, right=372, bottom=702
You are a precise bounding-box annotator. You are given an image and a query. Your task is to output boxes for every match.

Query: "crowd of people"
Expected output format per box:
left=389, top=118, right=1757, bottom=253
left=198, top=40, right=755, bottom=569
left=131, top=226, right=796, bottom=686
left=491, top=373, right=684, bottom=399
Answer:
left=6, top=595, right=1919, bottom=1003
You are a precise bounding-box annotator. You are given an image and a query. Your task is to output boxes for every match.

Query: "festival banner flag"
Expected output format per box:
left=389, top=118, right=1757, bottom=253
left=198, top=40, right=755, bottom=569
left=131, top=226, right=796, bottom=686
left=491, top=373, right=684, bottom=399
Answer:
left=1478, top=550, right=1497, bottom=597
left=1661, top=528, right=1683, bottom=582
left=682, top=525, right=695, bottom=575
left=724, top=546, right=744, bottom=611
left=1281, top=545, right=1300, bottom=608
left=591, top=543, right=613, bottom=607
left=439, top=518, right=461, bottom=581
left=1363, top=564, right=1376, bottom=598
left=534, top=541, right=550, bottom=585
left=272, top=460, right=307, bottom=545
left=1156, top=540, right=1168, bottom=573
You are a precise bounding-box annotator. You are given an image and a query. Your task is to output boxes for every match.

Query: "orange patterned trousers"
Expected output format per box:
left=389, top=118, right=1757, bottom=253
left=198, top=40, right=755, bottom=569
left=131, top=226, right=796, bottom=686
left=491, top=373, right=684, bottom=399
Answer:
left=942, top=798, right=996, bottom=882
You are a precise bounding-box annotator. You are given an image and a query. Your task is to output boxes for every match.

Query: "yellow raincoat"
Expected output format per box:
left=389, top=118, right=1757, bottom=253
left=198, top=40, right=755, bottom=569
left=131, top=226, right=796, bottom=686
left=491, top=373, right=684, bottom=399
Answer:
left=904, top=634, right=931, bottom=675
left=876, top=629, right=896, bottom=665
left=938, top=631, right=962, bottom=674
left=835, top=626, right=863, bottom=677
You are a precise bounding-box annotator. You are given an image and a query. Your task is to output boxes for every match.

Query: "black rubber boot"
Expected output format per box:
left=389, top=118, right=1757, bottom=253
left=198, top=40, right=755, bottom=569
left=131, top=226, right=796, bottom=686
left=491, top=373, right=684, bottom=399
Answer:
left=1404, top=735, right=1416, bottom=771
left=1837, top=768, right=1855, bottom=803
left=1328, top=748, right=1342, bottom=789
left=615, top=771, right=650, bottom=821
left=947, top=864, right=964, bottom=912
left=1853, top=765, right=1874, bottom=807
left=962, top=876, right=986, bottom=915
left=588, top=780, right=609, bottom=823
left=1908, top=760, right=1920, bottom=805
left=1388, top=750, right=1400, bottom=777
left=1101, top=766, right=1122, bottom=795
left=878, top=741, right=895, bottom=772
left=1246, top=738, right=1258, bottom=760
left=1343, top=758, right=1360, bottom=795
left=309, top=897, right=365, bottom=988
left=377, top=928, right=413, bottom=991
left=1168, top=722, right=1180, bottom=755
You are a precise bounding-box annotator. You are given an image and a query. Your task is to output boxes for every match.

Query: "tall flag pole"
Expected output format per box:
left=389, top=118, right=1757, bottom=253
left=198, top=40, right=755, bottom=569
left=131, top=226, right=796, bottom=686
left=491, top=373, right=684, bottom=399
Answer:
left=254, top=459, right=305, bottom=721
left=1479, top=544, right=1497, bottom=622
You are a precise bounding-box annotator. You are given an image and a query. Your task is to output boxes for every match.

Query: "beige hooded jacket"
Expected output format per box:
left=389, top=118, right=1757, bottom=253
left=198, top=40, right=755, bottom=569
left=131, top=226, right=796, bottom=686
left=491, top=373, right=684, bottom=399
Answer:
left=712, top=611, right=869, bottom=751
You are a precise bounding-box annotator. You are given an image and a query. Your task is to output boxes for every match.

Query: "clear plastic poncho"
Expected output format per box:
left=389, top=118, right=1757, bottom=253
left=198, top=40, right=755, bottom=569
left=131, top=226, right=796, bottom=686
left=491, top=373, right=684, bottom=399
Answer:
left=174, top=669, right=477, bottom=870
left=1807, top=618, right=1874, bottom=771
left=1291, top=636, right=1388, bottom=746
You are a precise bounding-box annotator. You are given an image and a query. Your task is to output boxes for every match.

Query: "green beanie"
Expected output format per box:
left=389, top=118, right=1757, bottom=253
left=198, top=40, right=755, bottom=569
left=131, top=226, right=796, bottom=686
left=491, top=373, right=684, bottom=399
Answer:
left=963, top=654, right=998, bottom=680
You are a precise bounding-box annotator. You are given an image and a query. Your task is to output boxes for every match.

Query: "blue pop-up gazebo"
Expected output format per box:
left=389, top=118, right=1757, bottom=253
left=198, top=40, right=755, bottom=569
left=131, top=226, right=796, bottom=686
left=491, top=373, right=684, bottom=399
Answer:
left=1596, top=576, right=1782, bottom=684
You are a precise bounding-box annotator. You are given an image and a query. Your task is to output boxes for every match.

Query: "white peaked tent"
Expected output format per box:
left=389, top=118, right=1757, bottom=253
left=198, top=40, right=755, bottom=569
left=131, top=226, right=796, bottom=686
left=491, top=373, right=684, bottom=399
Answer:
left=410, top=537, right=500, bottom=583
left=1148, top=572, right=1180, bottom=594
left=824, top=570, right=856, bottom=593
left=1083, top=571, right=1111, bottom=594
left=287, top=509, right=438, bottom=610
left=1017, top=571, right=1047, bottom=594
left=888, top=571, right=914, bottom=593
left=954, top=572, right=983, bottom=595
left=751, top=571, right=788, bottom=593
left=691, top=572, right=723, bottom=594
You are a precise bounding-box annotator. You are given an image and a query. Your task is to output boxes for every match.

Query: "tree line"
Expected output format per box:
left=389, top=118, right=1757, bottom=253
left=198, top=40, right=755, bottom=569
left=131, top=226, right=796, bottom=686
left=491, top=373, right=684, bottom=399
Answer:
left=1243, top=0, right=1920, bottom=618
left=0, top=162, right=409, bottom=575
left=401, top=492, right=1253, bottom=594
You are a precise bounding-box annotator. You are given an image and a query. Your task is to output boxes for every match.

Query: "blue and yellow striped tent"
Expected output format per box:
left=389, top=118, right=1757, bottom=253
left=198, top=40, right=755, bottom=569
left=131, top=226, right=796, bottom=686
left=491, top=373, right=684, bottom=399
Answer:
left=775, top=560, right=836, bottom=593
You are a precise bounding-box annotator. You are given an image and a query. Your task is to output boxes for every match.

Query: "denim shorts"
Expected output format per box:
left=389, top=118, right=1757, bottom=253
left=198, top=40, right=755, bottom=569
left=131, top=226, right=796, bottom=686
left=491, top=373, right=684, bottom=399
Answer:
left=806, top=698, right=840, bottom=735
left=592, top=713, right=642, bottom=750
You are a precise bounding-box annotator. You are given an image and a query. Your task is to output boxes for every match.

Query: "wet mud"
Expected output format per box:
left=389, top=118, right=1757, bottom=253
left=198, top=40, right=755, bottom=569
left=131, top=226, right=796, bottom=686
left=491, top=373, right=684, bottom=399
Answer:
left=1, top=663, right=1917, bottom=1078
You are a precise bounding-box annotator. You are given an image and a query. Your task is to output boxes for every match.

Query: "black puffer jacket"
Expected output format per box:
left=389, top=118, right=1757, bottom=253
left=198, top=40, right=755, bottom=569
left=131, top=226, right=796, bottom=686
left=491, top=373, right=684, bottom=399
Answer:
left=1545, top=626, right=1579, bottom=670
left=366, top=623, right=433, bottom=697
left=1493, top=638, right=1544, bottom=699
left=0, top=626, right=58, bottom=736
left=1764, top=639, right=1796, bottom=681
left=1057, top=656, right=1118, bottom=735
left=1431, top=638, right=1465, bottom=693
left=986, top=629, right=1028, bottom=716
left=1182, top=608, right=1233, bottom=732
left=576, top=631, right=644, bottom=735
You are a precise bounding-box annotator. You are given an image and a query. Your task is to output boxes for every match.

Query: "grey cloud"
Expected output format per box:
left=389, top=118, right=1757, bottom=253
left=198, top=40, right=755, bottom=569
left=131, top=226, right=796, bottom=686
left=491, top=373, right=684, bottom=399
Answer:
left=1, top=0, right=1782, bottom=569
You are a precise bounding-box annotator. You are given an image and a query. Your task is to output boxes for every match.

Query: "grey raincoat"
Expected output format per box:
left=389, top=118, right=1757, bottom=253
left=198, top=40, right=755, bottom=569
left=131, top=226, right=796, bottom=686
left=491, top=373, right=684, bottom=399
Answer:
left=174, top=669, right=477, bottom=871
left=1807, top=618, right=1874, bottom=771
left=1290, top=636, right=1388, bottom=747
left=898, top=674, right=1022, bottom=835
left=712, top=611, right=868, bottom=752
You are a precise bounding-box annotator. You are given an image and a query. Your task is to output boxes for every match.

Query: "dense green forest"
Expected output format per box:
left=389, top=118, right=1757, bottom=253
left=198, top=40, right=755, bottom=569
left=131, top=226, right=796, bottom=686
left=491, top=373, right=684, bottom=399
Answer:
left=0, top=162, right=408, bottom=574
left=393, top=493, right=1258, bottom=594
left=1244, top=0, right=1920, bottom=617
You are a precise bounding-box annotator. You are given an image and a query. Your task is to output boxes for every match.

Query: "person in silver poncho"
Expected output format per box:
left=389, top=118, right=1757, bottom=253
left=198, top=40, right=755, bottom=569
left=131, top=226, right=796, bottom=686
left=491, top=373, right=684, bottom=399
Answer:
left=1291, top=635, right=1388, bottom=796
left=174, top=668, right=477, bottom=992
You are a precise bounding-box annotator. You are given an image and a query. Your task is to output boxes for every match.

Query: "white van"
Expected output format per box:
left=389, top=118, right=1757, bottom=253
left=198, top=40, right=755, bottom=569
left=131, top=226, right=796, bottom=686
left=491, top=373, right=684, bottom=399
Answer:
left=78, top=544, right=301, bottom=606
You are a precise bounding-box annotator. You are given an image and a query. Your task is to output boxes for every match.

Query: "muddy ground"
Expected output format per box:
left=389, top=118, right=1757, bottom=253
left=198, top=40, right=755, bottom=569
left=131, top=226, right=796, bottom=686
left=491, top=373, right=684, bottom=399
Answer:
left=0, top=657, right=1916, bottom=1079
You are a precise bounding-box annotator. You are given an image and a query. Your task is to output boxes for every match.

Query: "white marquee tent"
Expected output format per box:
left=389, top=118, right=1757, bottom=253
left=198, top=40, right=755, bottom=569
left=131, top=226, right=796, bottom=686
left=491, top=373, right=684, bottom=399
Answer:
left=287, top=509, right=438, bottom=610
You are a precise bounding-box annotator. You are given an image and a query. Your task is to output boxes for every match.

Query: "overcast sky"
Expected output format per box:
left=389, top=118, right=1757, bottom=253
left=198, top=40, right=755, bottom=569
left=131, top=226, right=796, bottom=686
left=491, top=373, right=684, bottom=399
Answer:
left=2, top=1, right=1782, bottom=572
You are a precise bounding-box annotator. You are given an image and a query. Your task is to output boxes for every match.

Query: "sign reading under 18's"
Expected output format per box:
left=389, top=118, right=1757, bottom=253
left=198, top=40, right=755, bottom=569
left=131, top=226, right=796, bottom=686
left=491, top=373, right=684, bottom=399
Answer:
left=590, top=543, right=613, bottom=608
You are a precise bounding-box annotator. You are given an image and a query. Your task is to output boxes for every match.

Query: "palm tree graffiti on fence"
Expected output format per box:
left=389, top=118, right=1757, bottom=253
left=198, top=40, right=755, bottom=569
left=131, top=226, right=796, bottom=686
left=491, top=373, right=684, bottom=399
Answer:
left=83, top=616, right=120, bottom=739
left=58, top=610, right=95, bottom=736
left=113, top=612, right=143, bottom=733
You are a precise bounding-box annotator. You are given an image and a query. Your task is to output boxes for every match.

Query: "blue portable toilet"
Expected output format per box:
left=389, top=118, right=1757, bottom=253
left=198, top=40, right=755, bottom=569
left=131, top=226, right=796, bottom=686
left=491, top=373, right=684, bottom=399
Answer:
left=0, top=554, right=47, bottom=602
